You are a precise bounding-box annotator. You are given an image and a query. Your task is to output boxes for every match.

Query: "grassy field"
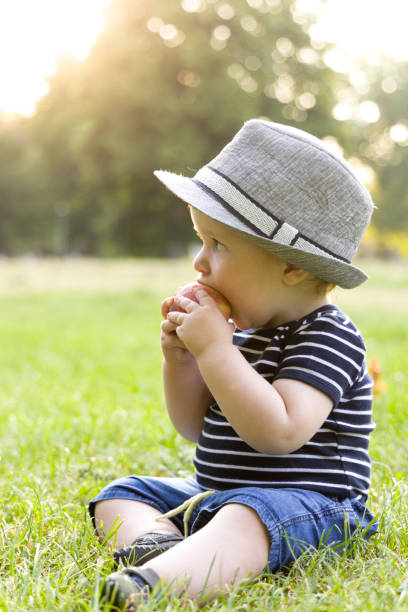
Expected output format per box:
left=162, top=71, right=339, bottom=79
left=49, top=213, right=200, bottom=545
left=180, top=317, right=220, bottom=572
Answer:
left=0, top=257, right=407, bottom=611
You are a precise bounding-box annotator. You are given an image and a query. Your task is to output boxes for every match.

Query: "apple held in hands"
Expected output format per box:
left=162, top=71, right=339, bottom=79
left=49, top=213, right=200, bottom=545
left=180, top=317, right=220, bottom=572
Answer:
left=169, top=282, right=232, bottom=320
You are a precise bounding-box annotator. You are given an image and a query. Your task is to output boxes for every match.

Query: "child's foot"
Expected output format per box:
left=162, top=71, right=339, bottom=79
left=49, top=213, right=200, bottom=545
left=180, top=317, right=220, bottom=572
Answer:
left=113, top=530, right=184, bottom=568
left=101, top=566, right=160, bottom=610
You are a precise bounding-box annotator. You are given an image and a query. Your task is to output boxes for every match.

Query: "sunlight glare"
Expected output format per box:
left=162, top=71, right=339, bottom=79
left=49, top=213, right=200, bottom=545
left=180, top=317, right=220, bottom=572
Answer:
left=301, top=0, right=408, bottom=62
left=1, top=0, right=408, bottom=116
left=0, top=0, right=111, bottom=116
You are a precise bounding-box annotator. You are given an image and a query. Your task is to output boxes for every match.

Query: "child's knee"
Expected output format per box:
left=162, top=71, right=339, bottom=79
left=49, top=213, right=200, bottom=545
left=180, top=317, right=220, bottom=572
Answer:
left=212, top=503, right=270, bottom=548
left=93, top=499, right=112, bottom=537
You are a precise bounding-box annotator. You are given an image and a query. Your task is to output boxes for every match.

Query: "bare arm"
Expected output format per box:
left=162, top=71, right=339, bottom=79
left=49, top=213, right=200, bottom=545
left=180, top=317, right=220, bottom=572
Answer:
left=162, top=356, right=212, bottom=442
left=196, top=343, right=332, bottom=454
left=167, top=290, right=333, bottom=455
left=161, top=298, right=212, bottom=442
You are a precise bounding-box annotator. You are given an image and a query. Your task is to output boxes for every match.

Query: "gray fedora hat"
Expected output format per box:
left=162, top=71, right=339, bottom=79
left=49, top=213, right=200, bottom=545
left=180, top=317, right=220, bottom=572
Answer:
left=154, top=120, right=374, bottom=288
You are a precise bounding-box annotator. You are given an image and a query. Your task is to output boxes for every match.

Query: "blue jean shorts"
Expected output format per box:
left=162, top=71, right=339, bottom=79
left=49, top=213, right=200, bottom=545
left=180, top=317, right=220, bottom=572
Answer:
left=89, top=475, right=377, bottom=572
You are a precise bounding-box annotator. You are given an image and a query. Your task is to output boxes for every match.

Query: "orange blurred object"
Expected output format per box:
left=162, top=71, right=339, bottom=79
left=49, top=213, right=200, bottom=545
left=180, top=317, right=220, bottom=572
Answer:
left=368, top=356, right=388, bottom=395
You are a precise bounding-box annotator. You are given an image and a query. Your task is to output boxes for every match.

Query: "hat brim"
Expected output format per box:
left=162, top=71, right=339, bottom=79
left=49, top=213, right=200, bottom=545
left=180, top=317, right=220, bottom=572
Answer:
left=154, top=169, right=368, bottom=289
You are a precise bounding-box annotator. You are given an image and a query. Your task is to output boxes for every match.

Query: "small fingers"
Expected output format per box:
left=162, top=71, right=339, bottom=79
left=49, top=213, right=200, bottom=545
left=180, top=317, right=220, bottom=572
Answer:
left=161, top=318, right=178, bottom=334
left=161, top=333, right=185, bottom=351
left=173, top=294, right=198, bottom=313
left=194, top=287, right=213, bottom=304
left=167, top=310, right=187, bottom=325
left=161, top=321, right=186, bottom=349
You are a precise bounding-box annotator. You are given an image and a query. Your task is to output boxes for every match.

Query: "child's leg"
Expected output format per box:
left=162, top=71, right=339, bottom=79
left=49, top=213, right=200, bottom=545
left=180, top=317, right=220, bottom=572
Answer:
left=142, top=503, right=269, bottom=599
left=94, top=499, right=183, bottom=549
left=101, top=486, right=378, bottom=607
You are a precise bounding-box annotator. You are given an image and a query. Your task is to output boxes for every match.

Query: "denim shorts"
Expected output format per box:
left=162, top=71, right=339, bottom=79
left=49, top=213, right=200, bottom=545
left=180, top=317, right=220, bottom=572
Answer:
left=89, top=475, right=377, bottom=572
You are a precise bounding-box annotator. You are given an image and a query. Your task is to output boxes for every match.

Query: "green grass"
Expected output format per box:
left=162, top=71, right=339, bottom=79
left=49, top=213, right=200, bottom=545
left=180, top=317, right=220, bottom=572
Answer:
left=0, top=258, right=407, bottom=610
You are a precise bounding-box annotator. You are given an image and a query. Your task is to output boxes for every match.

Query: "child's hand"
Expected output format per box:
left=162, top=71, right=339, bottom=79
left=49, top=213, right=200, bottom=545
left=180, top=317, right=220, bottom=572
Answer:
left=160, top=296, right=193, bottom=364
left=166, top=288, right=234, bottom=359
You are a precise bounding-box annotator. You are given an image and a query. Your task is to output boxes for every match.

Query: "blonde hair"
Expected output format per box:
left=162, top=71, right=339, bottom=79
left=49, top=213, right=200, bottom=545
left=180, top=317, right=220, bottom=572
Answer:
left=311, top=277, right=336, bottom=295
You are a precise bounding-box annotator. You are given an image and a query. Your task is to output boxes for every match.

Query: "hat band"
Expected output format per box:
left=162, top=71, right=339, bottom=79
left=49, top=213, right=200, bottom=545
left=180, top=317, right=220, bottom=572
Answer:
left=193, top=165, right=350, bottom=264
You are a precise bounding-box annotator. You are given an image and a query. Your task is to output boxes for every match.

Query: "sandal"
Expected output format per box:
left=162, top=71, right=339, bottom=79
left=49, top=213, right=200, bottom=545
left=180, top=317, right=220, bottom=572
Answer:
left=101, top=566, right=160, bottom=610
left=113, top=530, right=184, bottom=568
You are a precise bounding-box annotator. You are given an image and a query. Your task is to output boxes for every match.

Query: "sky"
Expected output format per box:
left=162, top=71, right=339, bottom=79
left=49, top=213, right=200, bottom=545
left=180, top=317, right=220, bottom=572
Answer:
left=0, top=0, right=407, bottom=116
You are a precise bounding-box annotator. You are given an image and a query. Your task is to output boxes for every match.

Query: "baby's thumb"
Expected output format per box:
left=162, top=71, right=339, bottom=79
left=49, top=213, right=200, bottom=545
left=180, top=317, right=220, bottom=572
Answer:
left=161, top=296, right=174, bottom=318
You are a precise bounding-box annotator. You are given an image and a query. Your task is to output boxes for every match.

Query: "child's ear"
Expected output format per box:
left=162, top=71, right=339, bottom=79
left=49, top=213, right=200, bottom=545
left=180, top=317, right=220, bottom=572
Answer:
left=282, top=263, right=309, bottom=286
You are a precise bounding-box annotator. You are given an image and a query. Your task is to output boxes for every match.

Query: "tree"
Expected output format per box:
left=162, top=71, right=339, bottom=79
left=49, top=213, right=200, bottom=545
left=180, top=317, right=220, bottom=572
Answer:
left=1, top=0, right=407, bottom=255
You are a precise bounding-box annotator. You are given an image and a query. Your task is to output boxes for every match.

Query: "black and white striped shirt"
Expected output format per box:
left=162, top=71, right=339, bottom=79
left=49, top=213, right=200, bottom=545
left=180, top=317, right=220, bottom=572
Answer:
left=194, top=305, right=374, bottom=501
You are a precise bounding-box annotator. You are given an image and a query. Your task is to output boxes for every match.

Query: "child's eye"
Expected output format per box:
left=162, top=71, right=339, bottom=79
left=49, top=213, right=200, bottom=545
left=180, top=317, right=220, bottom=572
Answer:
left=213, top=239, right=224, bottom=250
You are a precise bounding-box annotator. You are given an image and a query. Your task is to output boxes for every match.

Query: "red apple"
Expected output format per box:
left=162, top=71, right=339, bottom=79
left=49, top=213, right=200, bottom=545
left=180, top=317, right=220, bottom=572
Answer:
left=169, top=282, right=231, bottom=319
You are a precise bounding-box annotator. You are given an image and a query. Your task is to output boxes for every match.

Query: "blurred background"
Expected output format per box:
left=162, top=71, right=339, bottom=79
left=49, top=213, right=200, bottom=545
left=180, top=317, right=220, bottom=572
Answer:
left=1, top=0, right=407, bottom=260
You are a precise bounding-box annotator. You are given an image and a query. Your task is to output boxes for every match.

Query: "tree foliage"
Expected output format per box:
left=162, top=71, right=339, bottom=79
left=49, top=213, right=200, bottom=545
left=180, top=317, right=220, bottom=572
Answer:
left=1, top=0, right=407, bottom=255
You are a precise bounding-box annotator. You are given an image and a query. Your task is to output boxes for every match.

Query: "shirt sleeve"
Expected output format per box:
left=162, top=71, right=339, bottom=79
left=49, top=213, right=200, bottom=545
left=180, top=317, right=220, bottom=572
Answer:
left=273, top=313, right=368, bottom=405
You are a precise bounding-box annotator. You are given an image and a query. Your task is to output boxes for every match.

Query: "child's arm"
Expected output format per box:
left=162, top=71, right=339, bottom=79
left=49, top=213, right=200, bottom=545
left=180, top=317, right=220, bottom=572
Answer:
left=167, top=290, right=333, bottom=455
left=161, top=298, right=212, bottom=442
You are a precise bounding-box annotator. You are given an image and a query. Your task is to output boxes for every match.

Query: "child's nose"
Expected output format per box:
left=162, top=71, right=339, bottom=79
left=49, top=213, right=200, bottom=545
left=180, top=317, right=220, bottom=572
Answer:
left=193, top=247, right=210, bottom=275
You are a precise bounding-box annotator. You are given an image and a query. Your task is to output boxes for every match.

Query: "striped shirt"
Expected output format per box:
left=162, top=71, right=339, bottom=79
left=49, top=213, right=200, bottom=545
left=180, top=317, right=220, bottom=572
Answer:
left=194, top=305, right=375, bottom=501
